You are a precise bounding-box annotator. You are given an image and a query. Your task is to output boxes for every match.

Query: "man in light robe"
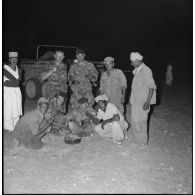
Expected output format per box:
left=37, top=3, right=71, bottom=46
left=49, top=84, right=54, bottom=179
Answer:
left=130, top=52, right=157, bottom=145
left=99, top=57, right=127, bottom=114
left=3, top=52, right=23, bottom=131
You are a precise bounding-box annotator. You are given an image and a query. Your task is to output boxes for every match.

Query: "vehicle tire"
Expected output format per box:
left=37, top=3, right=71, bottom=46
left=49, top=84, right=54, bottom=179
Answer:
left=25, top=78, right=42, bottom=100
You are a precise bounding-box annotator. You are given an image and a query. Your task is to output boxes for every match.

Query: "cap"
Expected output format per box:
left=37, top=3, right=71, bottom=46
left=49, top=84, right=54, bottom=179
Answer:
left=37, top=97, right=49, bottom=105
left=104, top=56, right=114, bottom=64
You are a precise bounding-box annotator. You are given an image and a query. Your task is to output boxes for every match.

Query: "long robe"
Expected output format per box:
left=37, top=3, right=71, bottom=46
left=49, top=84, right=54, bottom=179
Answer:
left=4, top=64, right=22, bottom=131
left=100, top=69, right=127, bottom=114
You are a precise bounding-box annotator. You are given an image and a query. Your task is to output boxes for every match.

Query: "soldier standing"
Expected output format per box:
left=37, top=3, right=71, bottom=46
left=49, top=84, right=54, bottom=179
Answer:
left=68, top=49, right=98, bottom=110
left=41, top=50, right=68, bottom=113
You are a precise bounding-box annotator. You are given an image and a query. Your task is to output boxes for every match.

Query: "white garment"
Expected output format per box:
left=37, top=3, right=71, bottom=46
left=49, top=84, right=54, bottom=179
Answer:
left=95, top=103, right=128, bottom=143
left=4, top=65, right=22, bottom=131
left=95, top=121, right=128, bottom=143
left=97, top=103, right=125, bottom=122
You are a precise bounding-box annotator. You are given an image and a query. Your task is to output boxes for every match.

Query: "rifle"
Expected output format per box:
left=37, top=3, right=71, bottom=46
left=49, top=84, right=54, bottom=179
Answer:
left=36, top=117, right=55, bottom=137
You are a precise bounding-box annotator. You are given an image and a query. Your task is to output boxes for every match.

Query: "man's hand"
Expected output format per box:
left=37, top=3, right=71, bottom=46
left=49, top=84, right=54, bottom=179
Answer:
left=48, top=117, right=55, bottom=124
left=45, top=126, right=52, bottom=133
left=52, top=66, right=57, bottom=72
left=91, top=76, right=96, bottom=82
left=121, top=96, right=125, bottom=104
left=92, top=82, right=97, bottom=87
left=94, top=104, right=99, bottom=112
left=143, top=102, right=150, bottom=110
left=82, top=119, right=91, bottom=128
left=101, top=120, right=107, bottom=129
left=85, top=111, right=93, bottom=118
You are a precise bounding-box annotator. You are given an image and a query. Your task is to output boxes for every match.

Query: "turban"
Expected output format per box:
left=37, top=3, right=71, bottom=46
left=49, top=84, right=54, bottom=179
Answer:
left=9, top=52, right=18, bottom=58
left=130, top=52, right=143, bottom=61
left=104, top=56, right=114, bottom=64
left=37, top=97, right=49, bottom=105
left=95, top=94, right=109, bottom=103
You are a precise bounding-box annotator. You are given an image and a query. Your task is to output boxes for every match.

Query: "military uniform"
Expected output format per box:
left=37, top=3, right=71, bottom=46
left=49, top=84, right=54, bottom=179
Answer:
left=66, top=106, right=97, bottom=137
left=68, top=60, right=98, bottom=109
left=42, top=61, right=67, bottom=112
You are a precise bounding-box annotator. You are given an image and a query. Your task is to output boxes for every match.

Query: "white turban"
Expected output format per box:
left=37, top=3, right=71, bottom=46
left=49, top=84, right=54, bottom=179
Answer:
left=9, top=52, right=18, bottom=58
left=95, top=94, right=109, bottom=103
left=130, top=52, right=143, bottom=61
left=104, top=56, right=114, bottom=64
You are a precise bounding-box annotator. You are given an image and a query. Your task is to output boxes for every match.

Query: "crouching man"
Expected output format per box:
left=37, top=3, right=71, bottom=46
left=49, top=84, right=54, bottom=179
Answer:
left=86, top=94, right=129, bottom=144
left=64, top=97, right=97, bottom=138
left=12, top=97, right=54, bottom=149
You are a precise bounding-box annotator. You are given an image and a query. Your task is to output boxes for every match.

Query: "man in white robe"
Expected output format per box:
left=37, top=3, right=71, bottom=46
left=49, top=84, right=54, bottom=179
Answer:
left=130, top=52, right=157, bottom=145
left=86, top=95, right=129, bottom=144
left=4, top=52, right=23, bottom=131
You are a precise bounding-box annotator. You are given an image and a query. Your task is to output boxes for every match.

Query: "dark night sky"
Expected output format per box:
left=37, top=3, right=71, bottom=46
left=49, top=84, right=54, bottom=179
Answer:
left=3, top=0, right=193, bottom=82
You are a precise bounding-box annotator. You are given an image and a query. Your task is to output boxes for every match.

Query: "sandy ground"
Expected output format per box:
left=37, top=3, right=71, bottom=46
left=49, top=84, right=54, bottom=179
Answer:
left=3, top=83, right=192, bottom=194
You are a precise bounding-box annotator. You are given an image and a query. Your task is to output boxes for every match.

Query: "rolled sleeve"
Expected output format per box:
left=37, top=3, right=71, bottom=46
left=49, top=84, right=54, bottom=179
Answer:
left=144, top=69, right=157, bottom=90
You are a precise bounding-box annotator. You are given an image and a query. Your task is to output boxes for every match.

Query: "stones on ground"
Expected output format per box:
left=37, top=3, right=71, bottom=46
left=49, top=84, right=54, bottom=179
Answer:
left=169, top=166, right=174, bottom=172
left=111, top=178, right=117, bottom=181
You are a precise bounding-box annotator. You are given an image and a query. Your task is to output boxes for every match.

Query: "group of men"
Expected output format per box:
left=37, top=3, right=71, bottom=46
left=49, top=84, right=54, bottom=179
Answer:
left=3, top=48, right=157, bottom=149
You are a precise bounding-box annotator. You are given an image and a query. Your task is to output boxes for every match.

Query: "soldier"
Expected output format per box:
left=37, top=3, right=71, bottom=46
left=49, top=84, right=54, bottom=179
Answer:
left=12, top=97, right=54, bottom=149
left=65, top=97, right=97, bottom=137
left=41, top=50, right=68, bottom=113
left=68, top=49, right=98, bottom=110
left=51, top=97, right=97, bottom=140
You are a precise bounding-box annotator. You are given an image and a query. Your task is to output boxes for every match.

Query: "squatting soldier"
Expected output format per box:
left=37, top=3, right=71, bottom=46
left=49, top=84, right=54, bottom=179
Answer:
left=68, top=48, right=98, bottom=110
left=50, top=97, right=97, bottom=139
left=13, top=97, right=54, bottom=149
left=65, top=97, right=97, bottom=137
left=41, top=50, right=68, bottom=113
